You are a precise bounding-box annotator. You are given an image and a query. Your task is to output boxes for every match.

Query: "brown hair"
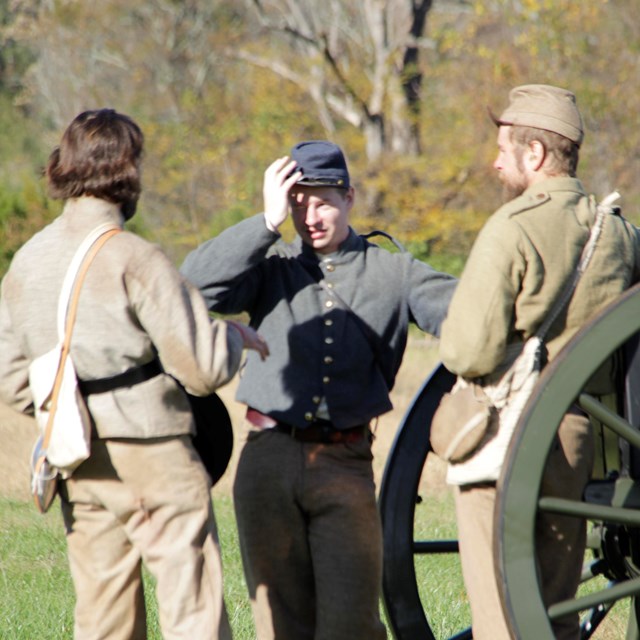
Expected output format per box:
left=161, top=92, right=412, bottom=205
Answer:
left=45, top=109, right=144, bottom=206
left=509, top=125, right=579, bottom=177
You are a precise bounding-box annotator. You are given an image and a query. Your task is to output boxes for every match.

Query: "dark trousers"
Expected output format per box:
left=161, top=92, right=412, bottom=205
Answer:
left=233, top=423, right=387, bottom=640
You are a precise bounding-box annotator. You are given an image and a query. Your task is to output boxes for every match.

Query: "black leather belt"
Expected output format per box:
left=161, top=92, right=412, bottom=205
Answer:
left=246, top=408, right=369, bottom=444
left=78, top=358, right=163, bottom=395
left=274, top=422, right=368, bottom=444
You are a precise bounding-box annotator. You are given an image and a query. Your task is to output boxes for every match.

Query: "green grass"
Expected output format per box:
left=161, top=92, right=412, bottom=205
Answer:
left=0, top=492, right=472, bottom=639
left=0, top=496, right=253, bottom=639
left=0, top=492, right=632, bottom=639
left=0, top=500, right=74, bottom=637
left=413, top=488, right=471, bottom=637
left=215, top=499, right=256, bottom=639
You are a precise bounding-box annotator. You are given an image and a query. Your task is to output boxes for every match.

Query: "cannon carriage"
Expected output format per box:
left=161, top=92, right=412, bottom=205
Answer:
left=379, top=283, right=640, bottom=639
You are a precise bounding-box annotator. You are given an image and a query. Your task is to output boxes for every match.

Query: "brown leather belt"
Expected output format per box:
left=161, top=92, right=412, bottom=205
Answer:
left=246, top=408, right=368, bottom=444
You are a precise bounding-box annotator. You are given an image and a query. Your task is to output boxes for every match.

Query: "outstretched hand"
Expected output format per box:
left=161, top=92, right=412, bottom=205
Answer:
left=263, top=156, right=302, bottom=232
left=227, top=320, right=270, bottom=361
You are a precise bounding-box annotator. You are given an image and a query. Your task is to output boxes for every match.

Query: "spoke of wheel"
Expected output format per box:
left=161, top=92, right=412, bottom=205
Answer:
left=579, top=393, right=640, bottom=449
left=413, top=540, right=459, bottom=554
left=548, top=576, right=640, bottom=620
left=379, top=364, right=459, bottom=640
left=538, top=496, right=640, bottom=526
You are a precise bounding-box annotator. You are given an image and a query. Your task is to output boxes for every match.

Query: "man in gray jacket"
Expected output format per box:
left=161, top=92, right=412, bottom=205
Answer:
left=181, top=140, right=456, bottom=640
left=0, top=109, right=267, bottom=639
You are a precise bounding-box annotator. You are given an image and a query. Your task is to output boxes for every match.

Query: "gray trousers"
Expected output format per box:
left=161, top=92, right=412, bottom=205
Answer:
left=233, top=424, right=387, bottom=640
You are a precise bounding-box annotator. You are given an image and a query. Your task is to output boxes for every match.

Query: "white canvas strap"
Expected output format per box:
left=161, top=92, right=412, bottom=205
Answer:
left=56, top=223, right=121, bottom=341
left=535, top=191, right=620, bottom=341
left=41, top=225, right=121, bottom=452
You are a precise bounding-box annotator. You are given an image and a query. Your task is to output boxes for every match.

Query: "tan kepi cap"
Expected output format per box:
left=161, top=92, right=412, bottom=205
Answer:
left=490, top=84, right=584, bottom=146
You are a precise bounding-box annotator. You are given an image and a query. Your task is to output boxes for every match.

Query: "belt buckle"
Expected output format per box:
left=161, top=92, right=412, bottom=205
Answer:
left=293, top=422, right=332, bottom=443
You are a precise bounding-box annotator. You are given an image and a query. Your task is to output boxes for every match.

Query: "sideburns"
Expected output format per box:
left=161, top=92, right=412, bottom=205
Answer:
left=514, top=144, right=526, bottom=173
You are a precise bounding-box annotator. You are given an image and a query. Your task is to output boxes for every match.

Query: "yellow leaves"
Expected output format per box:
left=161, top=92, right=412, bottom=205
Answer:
left=0, top=176, right=57, bottom=275
left=0, top=0, right=638, bottom=273
left=347, top=150, right=494, bottom=266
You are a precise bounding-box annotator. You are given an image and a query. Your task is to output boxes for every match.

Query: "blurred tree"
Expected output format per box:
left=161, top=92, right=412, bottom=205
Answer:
left=0, top=0, right=637, bottom=279
left=425, top=0, right=640, bottom=216
left=0, top=1, right=54, bottom=272
left=2, top=0, right=327, bottom=260
left=236, top=1, right=476, bottom=162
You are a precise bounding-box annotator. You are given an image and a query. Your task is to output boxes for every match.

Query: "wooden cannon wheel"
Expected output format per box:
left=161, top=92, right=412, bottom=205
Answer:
left=380, top=283, right=640, bottom=639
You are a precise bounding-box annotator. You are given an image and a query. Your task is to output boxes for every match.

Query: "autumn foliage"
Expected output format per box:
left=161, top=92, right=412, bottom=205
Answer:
left=0, top=0, right=638, bottom=276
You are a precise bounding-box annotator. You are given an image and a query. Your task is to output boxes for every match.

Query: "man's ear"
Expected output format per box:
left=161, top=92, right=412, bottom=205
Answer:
left=345, top=186, right=355, bottom=211
left=525, top=140, right=546, bottom=172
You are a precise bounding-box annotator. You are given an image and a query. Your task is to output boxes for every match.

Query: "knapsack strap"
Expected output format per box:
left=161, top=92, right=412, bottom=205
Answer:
left=42, top=226, right=121, bottom=451
left=360, top=229, right=408, bottom=253
left=536, top=191, right=620, bottom=340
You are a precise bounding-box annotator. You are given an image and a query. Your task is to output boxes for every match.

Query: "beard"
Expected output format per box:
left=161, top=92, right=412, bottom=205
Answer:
left=500, top=147, right=529, bottom=202
left=501, top=176, right=528, bottom=202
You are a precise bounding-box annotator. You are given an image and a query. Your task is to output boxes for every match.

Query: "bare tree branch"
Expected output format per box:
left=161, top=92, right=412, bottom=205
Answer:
left=238, top=0, right=439, bottom=159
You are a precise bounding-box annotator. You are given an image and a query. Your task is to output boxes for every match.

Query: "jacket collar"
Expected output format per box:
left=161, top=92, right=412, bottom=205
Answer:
left=523, top=176, right=586, bottom=199
left=297, top=227, right=362, bottom=265
left=62, top=196, right=125, bottom=230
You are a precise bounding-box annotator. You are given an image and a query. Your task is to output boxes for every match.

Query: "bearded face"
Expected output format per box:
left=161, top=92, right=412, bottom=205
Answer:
left=494, top=126, right=531, bottom=203
left=500, top=147, right=529, bottom=202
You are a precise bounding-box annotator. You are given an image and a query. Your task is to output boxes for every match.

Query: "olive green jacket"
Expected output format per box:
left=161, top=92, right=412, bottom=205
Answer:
left=440, top=177, right=640, bottom=387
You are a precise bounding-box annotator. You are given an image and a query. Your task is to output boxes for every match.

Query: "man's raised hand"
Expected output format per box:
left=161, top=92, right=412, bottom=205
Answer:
left=263, top=156, right=301, bottom=232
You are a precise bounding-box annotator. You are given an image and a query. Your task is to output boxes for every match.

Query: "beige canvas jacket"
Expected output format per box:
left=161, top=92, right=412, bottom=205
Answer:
left=440, top=177, right=640, bottom=389
left=0, top=196, right=243, bottom=439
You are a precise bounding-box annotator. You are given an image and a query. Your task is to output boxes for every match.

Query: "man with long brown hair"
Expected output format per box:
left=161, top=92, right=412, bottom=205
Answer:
left=0, top=109, right=267, bottom=639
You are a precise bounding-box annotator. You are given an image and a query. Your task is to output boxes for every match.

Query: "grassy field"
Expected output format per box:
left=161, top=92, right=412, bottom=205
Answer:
left=0, top=338, right=631, bottom=638
left=0, top=496, right=250, bottom=639
left=0, top=337, right=452, bottom=639
left=0, top=490, right=474, bottom=639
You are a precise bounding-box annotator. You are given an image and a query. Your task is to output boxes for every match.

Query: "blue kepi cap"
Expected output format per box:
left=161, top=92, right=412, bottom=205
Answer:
left=291, top=140, right=350, bottom=189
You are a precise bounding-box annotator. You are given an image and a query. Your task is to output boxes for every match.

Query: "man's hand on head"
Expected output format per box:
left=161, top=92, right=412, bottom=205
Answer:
left=263, top=156, right=301, bottom=232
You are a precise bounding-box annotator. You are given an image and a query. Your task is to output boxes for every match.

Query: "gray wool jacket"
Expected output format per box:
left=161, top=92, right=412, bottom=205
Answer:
left=181, top=213, right=457, bottom=429
left=0, top=196, right=243, bottom=439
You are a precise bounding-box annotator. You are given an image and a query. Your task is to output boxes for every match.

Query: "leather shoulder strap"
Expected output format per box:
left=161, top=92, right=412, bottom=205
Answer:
left=360, top=229, right=408, bottom=253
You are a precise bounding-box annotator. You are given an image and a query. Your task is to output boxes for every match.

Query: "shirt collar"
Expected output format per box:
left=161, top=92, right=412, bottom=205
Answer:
left=523, top=176, right=586, bottom=198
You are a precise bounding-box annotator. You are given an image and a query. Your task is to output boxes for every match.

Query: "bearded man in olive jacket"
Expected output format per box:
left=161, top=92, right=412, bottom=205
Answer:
left=439, top=85, right=640, bottom=640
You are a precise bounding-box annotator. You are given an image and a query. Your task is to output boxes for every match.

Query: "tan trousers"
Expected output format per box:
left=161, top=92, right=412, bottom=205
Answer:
left=233, top=425, right=387, bottom=640
left=60, top=436, right=232, bottom=640
left=455, top=410, right=593, bottom=640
